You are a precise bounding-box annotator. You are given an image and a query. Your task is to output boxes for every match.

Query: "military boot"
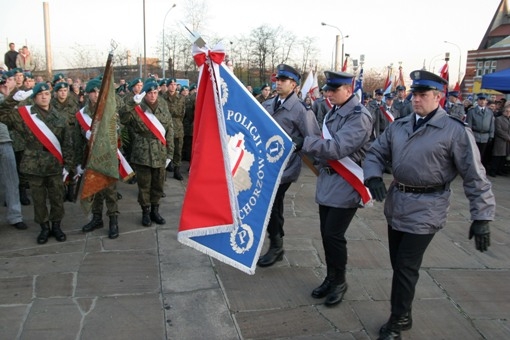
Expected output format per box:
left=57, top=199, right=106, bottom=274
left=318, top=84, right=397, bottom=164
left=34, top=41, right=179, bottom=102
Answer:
left=173, top=167, right=183, bottom=180
left=377, top=313, right=413, bottom=340
left=150, top=204, right=166, bottom=224
left=19, top=186, right=30, bottom=206
left=142, top=206, right=152, bottom=227
left=51, top=221, right=67, bottom=242
left=37, top=222, right=51, bottom=244
left=324, top=269, right=348, bottom=306
left=257, top=234, right=284, bottom=267
left=312, top=267, right=336, bottom=298
left=82, top=214, right=104, bottom=232
left=108, top=215, right=119, bottom=239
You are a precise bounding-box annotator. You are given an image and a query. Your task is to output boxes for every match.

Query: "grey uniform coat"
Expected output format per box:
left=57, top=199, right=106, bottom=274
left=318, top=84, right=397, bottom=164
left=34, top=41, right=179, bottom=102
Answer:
left=262, top=92, right=321, bottom=184
left=466, top=106, right=495, bottom=143
left=493, top=115, right=510, bottom=156
left=363, top=108, right=495, bottom=234
left=302, top=95, right=373, bottom=208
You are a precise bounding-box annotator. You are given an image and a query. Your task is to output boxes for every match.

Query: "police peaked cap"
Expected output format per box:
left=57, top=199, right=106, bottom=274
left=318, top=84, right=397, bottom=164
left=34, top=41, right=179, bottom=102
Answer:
left=276, top=64, right=300, bottom=84
left=322, top=71, right=354, bottom=91
left=410, top=70, right=447, bottom=91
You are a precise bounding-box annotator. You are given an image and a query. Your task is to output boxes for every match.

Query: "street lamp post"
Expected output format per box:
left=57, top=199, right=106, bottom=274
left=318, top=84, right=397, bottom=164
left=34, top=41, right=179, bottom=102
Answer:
left=444, top=40, right=462, bottom=83
left=321, top=22, right=347, bottom=72
left=162, top=4, right=177, bottom=78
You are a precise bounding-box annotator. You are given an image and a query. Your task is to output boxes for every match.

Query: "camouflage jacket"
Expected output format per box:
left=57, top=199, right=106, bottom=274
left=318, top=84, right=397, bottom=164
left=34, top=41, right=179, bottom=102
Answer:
left=183, top=94, right=196, bottom=136
left=163, top=91, right=185, bottom=138
left=0, top=89, right=29, bottom=151
left=120, top=97, right=174, bottom=168
left=0, top=102, right=73, bottom=176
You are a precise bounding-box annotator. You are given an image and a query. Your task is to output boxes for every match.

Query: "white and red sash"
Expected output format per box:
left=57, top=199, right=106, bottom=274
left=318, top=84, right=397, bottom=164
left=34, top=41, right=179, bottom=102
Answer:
left=379, top=105, right=395, bottom=123
left=134, top=105, right=166, bottom=145
left=18, top=106, right=63, bottom=164
left=76, top=108, right=133, bottom=179
left=322, top=119, right=372, bottom=205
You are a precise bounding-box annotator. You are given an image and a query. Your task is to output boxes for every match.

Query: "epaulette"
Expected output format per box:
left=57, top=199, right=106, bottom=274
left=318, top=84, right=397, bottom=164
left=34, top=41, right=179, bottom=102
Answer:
left=448, top=115, right=468, bottom=126
left=354, top=105, right=362, bottom=114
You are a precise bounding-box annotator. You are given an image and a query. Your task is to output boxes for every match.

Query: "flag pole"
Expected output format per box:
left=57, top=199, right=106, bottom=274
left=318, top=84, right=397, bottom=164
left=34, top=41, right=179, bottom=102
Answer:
left=73, top=41, right=117, bottom=202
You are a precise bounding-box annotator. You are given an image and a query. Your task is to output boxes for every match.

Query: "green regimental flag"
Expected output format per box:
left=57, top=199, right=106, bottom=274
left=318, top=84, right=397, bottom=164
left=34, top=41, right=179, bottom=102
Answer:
left=81, top=58, right=119, bottom=200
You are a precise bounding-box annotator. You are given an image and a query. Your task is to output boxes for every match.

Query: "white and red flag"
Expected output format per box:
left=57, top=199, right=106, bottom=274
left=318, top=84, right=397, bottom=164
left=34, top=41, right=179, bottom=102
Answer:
left=178, top=43, right=294, bottom=274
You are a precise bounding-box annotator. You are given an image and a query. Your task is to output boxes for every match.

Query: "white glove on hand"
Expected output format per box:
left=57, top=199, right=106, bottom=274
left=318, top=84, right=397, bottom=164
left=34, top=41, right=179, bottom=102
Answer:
left=13, top=89, right=33, bottom=102
left=62, top=168, right=69, bottom=182
left=74, top=165, right=85, bottom=180
left=165, top=158, right=172, bottom=168
left=133, top=91, right=146, bottom=104
left=85, top=130, right=91, bottom=140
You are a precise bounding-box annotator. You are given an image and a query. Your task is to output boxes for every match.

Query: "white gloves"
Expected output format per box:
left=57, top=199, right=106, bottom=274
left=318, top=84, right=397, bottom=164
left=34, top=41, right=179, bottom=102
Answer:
left=85, top=130, right=91, bottom=140
left=62, top=168, right=69, bottom=182
left=13, top=90, right=33, bottom=102
left=133, top=91, right=146, bottom=104
left=74, top=165, right=85, bottom=180
left=166, top=159, right=172, bottom=168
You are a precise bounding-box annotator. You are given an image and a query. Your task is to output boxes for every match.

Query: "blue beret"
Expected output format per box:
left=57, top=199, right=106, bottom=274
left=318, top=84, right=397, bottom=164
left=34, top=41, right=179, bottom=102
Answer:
left=52, top=73, right=65, bottom=84
left=142, top=80, right=159, bottom=93
left=31, top=82, right=51, bottom=98
left=410, top=70, right=447, bottom=91
left=85, top=79, right=101, bottom=93
left=128, top=78, right=143, bottom=90
left=54, top=82, right=69, bottom=91
left=322, top=71, right=354, bottom=91
left=276, top=64, right=300, bottom=84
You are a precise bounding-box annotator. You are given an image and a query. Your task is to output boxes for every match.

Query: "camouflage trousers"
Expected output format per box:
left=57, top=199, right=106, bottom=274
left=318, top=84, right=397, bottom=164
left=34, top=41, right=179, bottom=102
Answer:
left=172, top=137, right=183, bottom=167
left=134, top=164, right=165, bottom=206
left=27, top=173, right=65, bottom=224
left=90, top=183, right=119, bottom=216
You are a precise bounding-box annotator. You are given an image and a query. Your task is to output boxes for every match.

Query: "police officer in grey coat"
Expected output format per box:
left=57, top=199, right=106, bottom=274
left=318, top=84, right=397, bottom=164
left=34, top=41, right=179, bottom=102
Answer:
left=258, top=64, right=321, bottom=267
left=302, top=71, right=372, bottom=307
left=466, top=93, right=495, bottom=166
left=445, top=91, right=465, bottom=121
left=363, top=70, right=496, bottom=340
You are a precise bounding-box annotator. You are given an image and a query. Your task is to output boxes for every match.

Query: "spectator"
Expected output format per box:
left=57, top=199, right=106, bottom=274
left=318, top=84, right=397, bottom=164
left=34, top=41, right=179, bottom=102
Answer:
left=4, top=43, right=18, bottom=70
left=15, top=46, right=35, bottom=72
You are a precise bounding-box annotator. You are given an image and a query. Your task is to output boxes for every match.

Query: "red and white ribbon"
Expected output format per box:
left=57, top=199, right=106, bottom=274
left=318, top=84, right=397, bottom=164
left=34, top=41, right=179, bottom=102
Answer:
left=379, top=105, right=395, bottom=123
left=322, top=119, right=372, bottom=205
left=18, top=106, right=63, bottom=164
left=134, top=106, right=166, bottom=145
left=76, top=108, right=134, bottom=179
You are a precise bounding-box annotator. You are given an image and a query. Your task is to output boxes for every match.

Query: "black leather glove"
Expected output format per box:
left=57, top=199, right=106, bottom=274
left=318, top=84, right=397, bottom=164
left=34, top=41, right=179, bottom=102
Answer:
left=366, top=177, right=387, bottom=202
left=469, top=220, right=490, bottom=252
left=292, top=136, right=304, bottom=152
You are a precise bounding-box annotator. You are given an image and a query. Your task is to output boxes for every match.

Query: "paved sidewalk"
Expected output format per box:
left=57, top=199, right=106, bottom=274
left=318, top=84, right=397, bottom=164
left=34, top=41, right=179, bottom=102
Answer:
left=0, top=163, right=509, bottom=339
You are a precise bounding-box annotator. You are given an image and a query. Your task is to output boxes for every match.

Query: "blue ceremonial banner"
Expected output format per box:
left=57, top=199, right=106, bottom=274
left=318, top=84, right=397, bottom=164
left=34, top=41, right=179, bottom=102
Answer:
left=178, top=44, right=294, bottom=274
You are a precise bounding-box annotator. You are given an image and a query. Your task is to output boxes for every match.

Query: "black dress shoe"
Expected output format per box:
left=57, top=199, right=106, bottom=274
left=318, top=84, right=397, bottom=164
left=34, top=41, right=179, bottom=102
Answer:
left=378, top=313, right=412, bottom=340
left=324, top=282, right=348, bottom=306
left=311, top=279, right=333, bottom=298
left=12, top=221, right=28, bottom=230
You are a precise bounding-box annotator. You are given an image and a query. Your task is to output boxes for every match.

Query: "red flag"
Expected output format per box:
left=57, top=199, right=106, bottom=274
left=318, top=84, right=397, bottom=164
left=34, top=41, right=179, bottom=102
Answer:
left=179, top=54, right=233, bottom=233
left=439, top=62, right=449, bottom=108
left=341, top=55, right=349, bottom=72
left=453, top=81, right=462, bottom=100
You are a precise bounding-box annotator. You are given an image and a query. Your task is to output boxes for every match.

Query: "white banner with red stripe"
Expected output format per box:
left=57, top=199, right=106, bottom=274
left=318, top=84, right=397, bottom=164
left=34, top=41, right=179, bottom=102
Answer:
left=76, top=108, right=134, bottom=180
left=322, top=119, right=372, bottom=206
left=18, top=106, right=63, bottom=164
left=379, top=105, right=395, bottom=123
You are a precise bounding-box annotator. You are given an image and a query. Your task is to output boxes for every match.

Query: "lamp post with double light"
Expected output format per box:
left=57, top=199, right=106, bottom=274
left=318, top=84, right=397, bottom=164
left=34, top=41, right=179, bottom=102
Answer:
left=444, top=40, right=462, bottom=83
left=321, top=22, right=347, bottom=72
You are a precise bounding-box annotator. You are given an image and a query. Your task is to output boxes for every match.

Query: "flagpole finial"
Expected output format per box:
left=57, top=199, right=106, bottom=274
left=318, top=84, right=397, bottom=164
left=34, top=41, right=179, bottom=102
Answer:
left=109, top=40, right=118, bottom=54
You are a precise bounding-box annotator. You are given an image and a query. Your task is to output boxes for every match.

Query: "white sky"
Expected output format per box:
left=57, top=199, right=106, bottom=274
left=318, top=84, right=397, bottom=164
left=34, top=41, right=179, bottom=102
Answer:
left=0, top=0, right=502, bottom=85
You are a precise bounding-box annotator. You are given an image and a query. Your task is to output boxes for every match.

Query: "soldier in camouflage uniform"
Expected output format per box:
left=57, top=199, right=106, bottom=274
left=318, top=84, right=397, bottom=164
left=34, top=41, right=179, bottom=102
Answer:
left=182, top=84, right=196, bottom=163
left=51, top=82, right=80, bottom=201
left=75, top=79, right=120, bottom=239
left=0, top=83, right=74, bottom=244
left=163, top=78, right=185, bottom=180
left=120, top=80, right=174, bottom=227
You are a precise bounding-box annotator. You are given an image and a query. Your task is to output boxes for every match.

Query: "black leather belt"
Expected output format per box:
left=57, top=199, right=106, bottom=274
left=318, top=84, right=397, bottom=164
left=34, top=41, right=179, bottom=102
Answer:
left=322, top=166, right=336, bottom=175
left=396, top=183, right=445, bottom=194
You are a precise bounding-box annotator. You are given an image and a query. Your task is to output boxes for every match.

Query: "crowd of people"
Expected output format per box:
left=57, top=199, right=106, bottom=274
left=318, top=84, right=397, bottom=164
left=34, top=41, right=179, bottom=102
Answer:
left=0, top=51, right=197, bottom=243
left=1, top=41, right=507, bottom=339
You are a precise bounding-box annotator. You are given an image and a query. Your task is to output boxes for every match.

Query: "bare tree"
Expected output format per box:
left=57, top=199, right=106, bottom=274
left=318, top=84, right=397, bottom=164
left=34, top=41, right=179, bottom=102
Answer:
left=298, top=36, right=319, bottom=74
